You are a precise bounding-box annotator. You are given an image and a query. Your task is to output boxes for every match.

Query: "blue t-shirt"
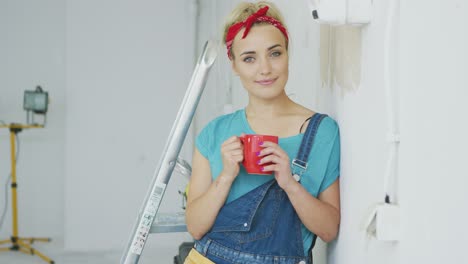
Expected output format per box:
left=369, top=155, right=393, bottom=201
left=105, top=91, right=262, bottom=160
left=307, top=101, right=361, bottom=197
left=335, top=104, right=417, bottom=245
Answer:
left=195, top=108, right=340, bottom=255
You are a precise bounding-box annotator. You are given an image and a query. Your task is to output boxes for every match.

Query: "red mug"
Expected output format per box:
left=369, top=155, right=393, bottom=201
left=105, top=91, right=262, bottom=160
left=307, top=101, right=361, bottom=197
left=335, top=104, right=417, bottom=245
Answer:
left=240, top=134, right=279, bottom=175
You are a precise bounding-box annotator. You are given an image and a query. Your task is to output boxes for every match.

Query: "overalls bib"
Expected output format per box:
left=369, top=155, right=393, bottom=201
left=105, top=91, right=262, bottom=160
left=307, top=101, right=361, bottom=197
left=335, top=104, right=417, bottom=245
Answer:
left=194, top=113, right=327, bottom=264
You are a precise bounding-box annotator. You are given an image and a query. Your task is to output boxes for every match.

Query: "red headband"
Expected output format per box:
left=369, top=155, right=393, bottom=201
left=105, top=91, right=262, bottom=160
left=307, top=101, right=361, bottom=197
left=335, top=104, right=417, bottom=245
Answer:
left=225, top=6, right=289, bottom=59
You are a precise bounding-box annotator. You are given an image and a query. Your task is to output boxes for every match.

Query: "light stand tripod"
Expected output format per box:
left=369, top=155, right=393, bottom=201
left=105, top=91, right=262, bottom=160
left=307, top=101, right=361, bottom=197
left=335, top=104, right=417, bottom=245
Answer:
left=0, top=123, right=54, bottom=264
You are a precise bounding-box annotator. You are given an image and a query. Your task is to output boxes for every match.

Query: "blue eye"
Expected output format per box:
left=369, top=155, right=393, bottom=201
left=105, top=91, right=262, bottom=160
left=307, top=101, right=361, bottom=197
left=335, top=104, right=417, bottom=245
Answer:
left=243, top=57, right=255, bottom=63
left=271, top=51, right=281, bottom=57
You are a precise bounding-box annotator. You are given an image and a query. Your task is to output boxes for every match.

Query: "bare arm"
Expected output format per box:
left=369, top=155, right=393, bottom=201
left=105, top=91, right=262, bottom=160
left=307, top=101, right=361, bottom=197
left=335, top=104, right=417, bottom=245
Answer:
left=283, top=179, right=340, bottom=242
left=185, top=136, right=243, bottom=240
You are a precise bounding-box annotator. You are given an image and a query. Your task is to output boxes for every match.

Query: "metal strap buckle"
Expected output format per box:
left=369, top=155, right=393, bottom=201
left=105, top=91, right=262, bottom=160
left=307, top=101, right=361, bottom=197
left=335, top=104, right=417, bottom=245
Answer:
left=292, top=159, right=308, bottom=170
left=291, top=159, right=307, bottom=183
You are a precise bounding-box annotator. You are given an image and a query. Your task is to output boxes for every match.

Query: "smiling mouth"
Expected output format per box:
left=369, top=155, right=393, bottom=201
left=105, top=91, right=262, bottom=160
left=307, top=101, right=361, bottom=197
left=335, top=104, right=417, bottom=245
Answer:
left=255, top=78, right=278, bottom=86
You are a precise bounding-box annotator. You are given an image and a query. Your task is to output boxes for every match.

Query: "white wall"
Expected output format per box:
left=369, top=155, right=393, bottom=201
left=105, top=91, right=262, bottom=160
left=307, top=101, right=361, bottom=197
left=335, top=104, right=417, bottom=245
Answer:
left=0, top=0, right=66, bottom=241
left=325, top=1, right=398, bottom=263
left=398, top=0, right=468, bottom=263
left=1, top=0, right=197, bottom=261
left=65, top=0, right=195, bottom=256
left=327, top=1, right=468, bottom=264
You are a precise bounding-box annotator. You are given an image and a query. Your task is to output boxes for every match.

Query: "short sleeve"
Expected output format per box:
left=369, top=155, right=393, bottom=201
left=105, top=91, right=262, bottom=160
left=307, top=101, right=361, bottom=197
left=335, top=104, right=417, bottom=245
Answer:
left=318, top=124, right=340, bottom=194
left=195, top=122, right=213, bottom=159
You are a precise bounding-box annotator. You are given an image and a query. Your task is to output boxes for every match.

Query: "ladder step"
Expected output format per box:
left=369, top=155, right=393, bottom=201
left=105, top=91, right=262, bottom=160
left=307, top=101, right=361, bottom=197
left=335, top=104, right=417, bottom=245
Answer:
left=150, top=212, right=187, bottom=233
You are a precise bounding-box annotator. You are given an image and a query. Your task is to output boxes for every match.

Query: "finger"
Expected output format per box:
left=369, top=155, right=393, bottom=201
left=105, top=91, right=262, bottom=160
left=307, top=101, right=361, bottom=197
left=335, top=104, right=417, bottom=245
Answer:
left=229, top=149, right=243, bottom=156
left=222, top=141, right=243, bottom=151
left=262, top=163, right=291, bottom=173
left=222, top=151, right=243, bottom=163
left=259, top=141, right=278, bottom=148
left=260, top=164, right=278, bottom=173
left=258, top=155, right=286, bottom=165
left=225, top=150, right=243, bottom=159
left=222, top=136, right=240, bottom=146
left=258, top=147, right=287, bottom=159
left=231, top=154, right=244, bottom=163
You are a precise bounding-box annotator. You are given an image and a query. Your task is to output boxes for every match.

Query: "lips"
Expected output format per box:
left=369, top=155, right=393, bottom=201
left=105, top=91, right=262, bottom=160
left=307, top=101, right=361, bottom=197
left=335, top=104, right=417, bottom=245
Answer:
left=255, top=77, right=278, bottom=86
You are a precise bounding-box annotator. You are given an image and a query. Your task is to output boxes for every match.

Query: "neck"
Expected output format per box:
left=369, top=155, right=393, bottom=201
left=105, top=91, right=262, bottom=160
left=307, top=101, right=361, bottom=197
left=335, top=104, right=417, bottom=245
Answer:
left=245, top=93, right=294, bottom=118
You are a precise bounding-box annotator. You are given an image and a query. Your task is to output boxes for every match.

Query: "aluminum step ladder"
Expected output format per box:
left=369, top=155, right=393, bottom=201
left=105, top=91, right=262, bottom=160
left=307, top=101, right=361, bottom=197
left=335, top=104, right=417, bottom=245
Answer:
left=121, top=40, right=218, bottom=264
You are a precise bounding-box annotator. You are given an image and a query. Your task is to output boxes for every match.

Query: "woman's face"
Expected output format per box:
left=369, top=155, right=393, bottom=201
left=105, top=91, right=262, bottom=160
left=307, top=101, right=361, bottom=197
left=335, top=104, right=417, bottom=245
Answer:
left=231, top=24, right=289, bottom=100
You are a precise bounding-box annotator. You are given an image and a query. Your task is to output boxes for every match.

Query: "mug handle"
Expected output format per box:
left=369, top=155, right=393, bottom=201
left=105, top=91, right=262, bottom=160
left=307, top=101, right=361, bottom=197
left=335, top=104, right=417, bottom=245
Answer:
left=239, top=134, right=245, bottom=144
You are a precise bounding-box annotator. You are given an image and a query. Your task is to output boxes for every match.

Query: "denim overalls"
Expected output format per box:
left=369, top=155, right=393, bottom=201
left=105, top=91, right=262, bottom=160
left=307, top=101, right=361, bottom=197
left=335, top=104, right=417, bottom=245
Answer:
left=194, top=114, right=327, bottom=264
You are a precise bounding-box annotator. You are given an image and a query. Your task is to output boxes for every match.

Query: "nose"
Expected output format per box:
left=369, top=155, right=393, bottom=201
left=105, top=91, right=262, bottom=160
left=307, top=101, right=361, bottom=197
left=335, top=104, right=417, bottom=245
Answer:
left=259, top=57, right=272, bottom=75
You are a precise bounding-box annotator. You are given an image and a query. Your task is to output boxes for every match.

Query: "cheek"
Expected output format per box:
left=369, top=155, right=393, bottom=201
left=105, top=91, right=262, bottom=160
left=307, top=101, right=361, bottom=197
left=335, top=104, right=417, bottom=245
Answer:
left=274, top=60, right=289, bottom=75
left=238, top=66, right=256, bottom=80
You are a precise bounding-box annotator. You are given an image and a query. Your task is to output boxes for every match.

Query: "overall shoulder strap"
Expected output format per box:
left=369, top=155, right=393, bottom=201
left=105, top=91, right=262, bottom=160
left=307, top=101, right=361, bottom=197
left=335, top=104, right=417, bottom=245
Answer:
left=291, top=113, right=327, bottom=259
left=291, top=113, right=327, bottom=181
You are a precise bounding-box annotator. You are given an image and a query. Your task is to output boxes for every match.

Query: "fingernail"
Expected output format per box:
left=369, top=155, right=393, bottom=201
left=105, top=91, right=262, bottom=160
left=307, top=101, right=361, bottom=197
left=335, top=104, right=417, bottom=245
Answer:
left=261, top=167, right=264, bottom=171
left=259, top=141, right=264, bottom=146
left=256, top=151, right=261, bottom=156
left=257, top=160, right=261, bottom=165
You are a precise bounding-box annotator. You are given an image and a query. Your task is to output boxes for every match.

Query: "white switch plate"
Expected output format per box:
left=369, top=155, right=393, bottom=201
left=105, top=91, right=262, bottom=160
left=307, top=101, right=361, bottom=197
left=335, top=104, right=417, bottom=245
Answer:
left=307, top=0, right=372, bottom=25
left=376, top=203, right=400, bottom=241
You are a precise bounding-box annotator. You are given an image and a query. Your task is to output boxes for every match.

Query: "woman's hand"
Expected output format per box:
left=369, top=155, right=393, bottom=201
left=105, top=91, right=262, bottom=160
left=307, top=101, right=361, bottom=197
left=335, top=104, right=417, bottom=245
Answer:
left=258, top=141, right=295, bottom=190
left=220, top=135, right=244, bottom=181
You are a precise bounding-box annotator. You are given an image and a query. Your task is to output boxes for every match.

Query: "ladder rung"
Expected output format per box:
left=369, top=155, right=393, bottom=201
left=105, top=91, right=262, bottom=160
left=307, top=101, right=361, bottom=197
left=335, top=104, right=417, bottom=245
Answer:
left=150, top=212, right=187, bottom=233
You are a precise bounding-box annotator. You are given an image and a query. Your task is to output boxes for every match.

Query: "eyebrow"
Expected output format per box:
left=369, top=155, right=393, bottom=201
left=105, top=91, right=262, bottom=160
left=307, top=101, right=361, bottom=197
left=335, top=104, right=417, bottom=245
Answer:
left=239, top=44, right=283, bottom=56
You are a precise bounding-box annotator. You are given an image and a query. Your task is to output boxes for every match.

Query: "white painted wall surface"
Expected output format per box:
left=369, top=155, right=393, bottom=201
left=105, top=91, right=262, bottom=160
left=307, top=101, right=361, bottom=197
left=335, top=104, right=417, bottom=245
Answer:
left=0, top=0, right=66, bottom=241
left=398, top=1, right=468, bottom=263
left=65, top=0, right=194, bottom=255
left=1, top=0, right=200, bottom=261
left=327, top=1, right=468, bottom=264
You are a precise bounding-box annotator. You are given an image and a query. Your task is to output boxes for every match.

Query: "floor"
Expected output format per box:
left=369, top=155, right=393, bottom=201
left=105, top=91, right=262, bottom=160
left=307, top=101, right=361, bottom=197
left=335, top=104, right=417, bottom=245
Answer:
left=0, top=239, right=177, bottom=264
left=0, top=250, right=121, bottom=264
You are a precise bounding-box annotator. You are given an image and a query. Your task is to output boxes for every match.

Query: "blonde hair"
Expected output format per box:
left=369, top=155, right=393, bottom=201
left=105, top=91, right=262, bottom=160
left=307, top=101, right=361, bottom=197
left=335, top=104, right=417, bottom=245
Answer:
left=222, top=1, right=288, bottom=56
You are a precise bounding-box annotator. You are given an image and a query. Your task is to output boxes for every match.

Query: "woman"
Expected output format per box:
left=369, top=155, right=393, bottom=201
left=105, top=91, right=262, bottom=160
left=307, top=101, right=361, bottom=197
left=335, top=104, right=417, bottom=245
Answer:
left=185, top=1, right=340, bottom=263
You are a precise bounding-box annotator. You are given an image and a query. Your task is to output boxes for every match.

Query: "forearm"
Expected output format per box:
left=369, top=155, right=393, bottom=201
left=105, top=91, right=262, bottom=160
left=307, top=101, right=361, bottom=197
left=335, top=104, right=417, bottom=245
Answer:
left=284, top=181, right=340, bottom=242
left=185, top=174, right=234, bottom=240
